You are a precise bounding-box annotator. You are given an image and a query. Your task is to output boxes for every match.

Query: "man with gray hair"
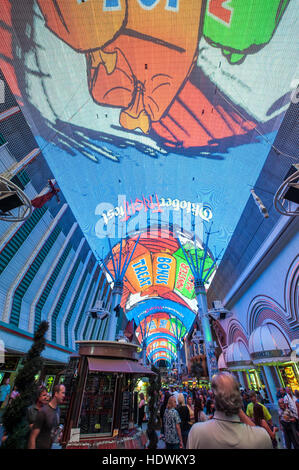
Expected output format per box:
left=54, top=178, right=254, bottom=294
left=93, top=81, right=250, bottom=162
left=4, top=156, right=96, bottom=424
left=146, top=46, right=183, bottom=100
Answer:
left=187, top=372, right=272, bottom=449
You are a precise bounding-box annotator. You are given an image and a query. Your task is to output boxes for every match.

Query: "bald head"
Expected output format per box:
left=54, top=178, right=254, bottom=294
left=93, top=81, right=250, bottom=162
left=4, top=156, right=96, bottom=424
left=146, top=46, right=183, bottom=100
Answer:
left=211, top=372, right=242, bottom=416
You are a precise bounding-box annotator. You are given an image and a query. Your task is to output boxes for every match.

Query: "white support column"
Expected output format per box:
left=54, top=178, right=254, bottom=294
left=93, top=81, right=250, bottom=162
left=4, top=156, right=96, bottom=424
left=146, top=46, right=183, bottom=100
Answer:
left=107, top=280, right=123, bottom=341
left=262, top=365, right=278, bottom=404
left=237, top=371, right=246, bottom=389
left=195, top=281, right=218, bottom=380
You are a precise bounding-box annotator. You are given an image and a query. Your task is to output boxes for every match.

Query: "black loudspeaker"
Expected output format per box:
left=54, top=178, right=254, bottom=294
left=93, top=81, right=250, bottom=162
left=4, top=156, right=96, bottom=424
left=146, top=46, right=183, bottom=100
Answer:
left=283, top=164, right=299, bottom=204
left=0, top=188, right=23, bottom=213
left=219, top=311, right=226, bottom=320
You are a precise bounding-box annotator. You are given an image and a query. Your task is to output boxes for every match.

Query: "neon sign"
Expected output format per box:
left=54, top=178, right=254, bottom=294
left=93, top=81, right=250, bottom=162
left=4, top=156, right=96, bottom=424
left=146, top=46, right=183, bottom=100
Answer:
left=96, top=194, right=212, bottom=229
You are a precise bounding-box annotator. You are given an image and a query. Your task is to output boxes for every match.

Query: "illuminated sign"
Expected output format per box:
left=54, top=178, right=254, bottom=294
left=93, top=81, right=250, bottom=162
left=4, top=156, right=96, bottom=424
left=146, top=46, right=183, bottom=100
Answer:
left=98, top=195, right=212, bottom=227
left=279, top=365, right=299, bottom=393
left=100, top=194, right=162, bottom=225
left=45, top=375, right=56, bottom=393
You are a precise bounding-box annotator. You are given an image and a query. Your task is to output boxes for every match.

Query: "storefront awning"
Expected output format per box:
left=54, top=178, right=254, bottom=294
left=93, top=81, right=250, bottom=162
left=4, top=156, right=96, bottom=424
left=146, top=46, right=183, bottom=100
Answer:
left=87, top=357, right=156, bottom=375
left=226, top=341, right=253, bottom=371
left=249, top=323, right=291, bottom=364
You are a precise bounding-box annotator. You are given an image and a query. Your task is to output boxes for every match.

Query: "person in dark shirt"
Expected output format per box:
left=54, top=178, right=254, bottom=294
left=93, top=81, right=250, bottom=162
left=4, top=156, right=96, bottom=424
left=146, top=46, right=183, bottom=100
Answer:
left=27, top=386, right=49, bottom=430
left=176, top=393, right=190, bottom=448
left=28, top=384, right=65, bottom=449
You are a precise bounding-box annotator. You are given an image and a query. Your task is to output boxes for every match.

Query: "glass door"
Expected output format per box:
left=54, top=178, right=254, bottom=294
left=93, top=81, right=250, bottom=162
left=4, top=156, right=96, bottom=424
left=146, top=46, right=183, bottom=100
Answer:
left=79, top=372, right=117, bottom=436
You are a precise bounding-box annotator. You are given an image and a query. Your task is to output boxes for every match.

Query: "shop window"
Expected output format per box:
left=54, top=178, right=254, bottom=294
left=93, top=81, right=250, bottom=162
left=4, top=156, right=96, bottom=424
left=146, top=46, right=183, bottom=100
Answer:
left=278, top=364, right=299, bottom=393
left=247, top=370, right=259, bottom=391
left=45, top=375, right=56, bottom=394
left=79, top=372, right=116, bottom=436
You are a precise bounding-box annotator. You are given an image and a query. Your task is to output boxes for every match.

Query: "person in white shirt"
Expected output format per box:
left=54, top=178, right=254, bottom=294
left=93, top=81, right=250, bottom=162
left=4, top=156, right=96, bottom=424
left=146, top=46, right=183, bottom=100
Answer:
left=187, top=372, right=272, bottom=449
left=283, top=387, right=298, bottom=420
left=172, top=388, right=179, bottom=405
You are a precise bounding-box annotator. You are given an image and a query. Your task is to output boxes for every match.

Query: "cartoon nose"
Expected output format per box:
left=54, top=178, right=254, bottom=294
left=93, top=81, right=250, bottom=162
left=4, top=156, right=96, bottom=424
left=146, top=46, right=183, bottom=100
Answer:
left=119, top=81, right=150, bottom=134
left=89, top=49, right=117, bottom=75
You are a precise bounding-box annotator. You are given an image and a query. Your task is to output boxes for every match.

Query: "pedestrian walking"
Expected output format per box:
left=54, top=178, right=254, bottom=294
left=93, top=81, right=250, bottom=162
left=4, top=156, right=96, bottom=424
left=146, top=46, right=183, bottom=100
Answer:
left=176, top=393, right=190, bottom=448
left=163, top=395, right=183, bottom=449
left=28, top=384, right=65, bottom=449
left=26, top=386, right=49, bottom=430
left=278, top=398, right=299, bottom=449
left=0, top=378, right=10, bottom=408
left=187, top=372, right=272, bottom=449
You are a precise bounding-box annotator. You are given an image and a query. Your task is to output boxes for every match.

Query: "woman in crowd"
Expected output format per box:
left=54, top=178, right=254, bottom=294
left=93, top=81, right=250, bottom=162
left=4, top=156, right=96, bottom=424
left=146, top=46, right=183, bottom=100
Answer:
left=176, top=393, right=190, bottom=448
left=195, top=395, right=208, bottom=422
left=163, top=395, right=183, bottom=449
left=253, top=402, right=278, bottom=448
left=8, top=386, right=19, bottom=405
left=186, top=395, right=195, bottom=427
left=0, top=378, right=11, bottom=408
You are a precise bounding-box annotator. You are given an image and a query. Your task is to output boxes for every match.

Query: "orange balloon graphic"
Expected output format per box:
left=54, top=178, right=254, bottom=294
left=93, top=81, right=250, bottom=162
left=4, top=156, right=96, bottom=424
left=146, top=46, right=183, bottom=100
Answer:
left=36, top=0, right=126, bottom=52
left=88, top=0, right=204, bottom=132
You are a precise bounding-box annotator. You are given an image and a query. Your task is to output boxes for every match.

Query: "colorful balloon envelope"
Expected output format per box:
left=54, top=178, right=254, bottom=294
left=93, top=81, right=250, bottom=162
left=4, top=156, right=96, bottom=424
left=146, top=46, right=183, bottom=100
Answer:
left=36, top=0, right=127, bottom=52
left=173, top=243, right=215, bottom=299
left=88, top=0, right=204, bottom=132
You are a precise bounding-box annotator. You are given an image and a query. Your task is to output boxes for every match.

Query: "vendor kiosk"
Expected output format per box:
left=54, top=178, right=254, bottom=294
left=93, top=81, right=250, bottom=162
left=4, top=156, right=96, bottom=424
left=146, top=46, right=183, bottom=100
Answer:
left=61, top=340, right=155, bottom=449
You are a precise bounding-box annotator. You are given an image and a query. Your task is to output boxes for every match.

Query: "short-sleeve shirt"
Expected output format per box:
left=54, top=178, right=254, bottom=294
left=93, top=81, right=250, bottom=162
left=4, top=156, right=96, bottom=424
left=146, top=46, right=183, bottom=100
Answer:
left=27, top=404, right=40, bottom=425
left=187, top=411, right=272, bottom=449
left=163, top=408, right=181, bottom=444
left=283, top=394, right=298, bottom=419
left=33, top=404, right=60, bottom=449
left=278, top=407, right=293, bottom=423
left=246, top=402, right=271, bottom=421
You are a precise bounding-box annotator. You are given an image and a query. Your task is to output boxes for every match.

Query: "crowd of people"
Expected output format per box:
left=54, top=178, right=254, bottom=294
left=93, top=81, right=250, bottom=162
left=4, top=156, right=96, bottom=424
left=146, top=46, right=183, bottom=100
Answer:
left=1, top=371, right=299, bottom=450
left=156, top=373, right=299, bottom=450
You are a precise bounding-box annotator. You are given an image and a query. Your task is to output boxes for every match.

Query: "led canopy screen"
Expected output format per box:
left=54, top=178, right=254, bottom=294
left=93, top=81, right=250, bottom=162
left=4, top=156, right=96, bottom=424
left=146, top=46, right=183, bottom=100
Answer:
left=0, top=0, right=296, bottom=263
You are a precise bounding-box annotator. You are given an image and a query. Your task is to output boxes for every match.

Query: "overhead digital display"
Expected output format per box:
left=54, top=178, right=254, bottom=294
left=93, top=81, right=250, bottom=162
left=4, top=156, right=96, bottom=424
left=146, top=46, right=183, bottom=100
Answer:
left=106, top=228, right=215, bottom=313
left=134, top=308, right=189, bottom=363
left=135, top=312, right=187, bottom=343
